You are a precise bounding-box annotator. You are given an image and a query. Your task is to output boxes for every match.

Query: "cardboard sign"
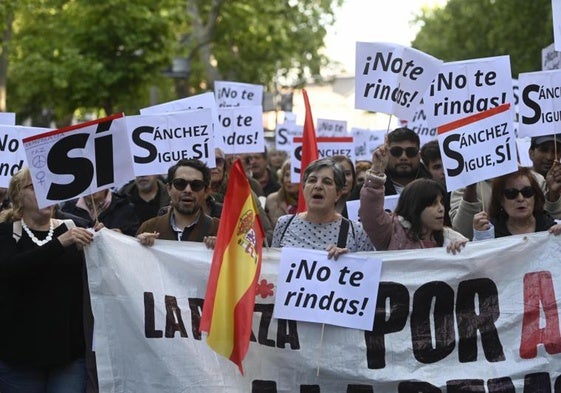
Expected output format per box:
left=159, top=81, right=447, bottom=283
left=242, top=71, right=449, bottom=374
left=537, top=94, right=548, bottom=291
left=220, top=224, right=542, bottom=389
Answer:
left=273, top=247, right=382, bottom=330
left=518, top=70, right=561, bottom=138
left=351, top=128, right=385, bottom=162
left=400, top=100, right=438, bottom=147
left=437, top=104, right=518, bottom=192
left=274, top=122, right=302, bottom=153
left=290, top=136, right=354, bottom=183
left=0, top=126, right=50, bottom=187
left=139, top=92, right=223, bottom=151
left=355, top=42, right=443, bottom=119
left=553, top=0, right=561, bottom=52
left=217, top=106, right=265, bottom=154
left=126, top=110, right=215, bottom=176
left=316, top=118, right=348, bottom=137
left=542, top=42, right=561, bottom=71
left=423, top=56, right=515, bottom=128
left=22, top=114, right=134, bottom=208
left=214, top=81, right=263, bottom=108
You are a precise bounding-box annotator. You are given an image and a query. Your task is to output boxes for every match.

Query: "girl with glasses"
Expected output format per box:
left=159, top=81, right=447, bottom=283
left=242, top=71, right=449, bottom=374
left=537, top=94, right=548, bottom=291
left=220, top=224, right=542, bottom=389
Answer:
left=473, top=167, right=561, bottom=239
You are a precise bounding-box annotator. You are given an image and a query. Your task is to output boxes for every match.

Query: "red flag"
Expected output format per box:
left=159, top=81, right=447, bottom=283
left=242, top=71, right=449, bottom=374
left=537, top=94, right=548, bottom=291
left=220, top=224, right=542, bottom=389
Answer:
left=200, top=159, right=265, bottom=374
left=297, top=89, right=319, bottom=212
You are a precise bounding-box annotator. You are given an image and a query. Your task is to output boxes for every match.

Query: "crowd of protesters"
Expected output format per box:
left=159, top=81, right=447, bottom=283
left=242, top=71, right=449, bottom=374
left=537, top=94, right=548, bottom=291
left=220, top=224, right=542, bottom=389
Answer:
left=1, top=126, right=561, bottom=391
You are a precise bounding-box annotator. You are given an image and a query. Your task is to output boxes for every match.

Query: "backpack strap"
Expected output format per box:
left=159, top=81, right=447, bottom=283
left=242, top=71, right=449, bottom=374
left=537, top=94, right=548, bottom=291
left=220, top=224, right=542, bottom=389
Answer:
left=337, top=217, right=350, bottom=248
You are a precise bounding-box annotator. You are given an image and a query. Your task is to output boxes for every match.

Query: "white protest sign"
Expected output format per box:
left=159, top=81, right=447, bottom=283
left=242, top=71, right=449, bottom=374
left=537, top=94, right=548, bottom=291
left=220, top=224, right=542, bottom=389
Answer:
left=290, top=136, right=354, bottom=182
left=423, top=56, right=514, bottom=128
left=214, top=80, right=263, bottom=108
left=22, top=113, right=134, bottom=208
left=437, top=103, right=517, bottom=192
left=316, top=118, right=348, bottom=137
left=273, top=248, right=381, bottom=330
left=0, top=126, right=50, bottom=188
left=274, top=122, right=302, bottom=153
left=518, top=70, right=561, bottom=138
left=346, top=195, right=399, bottom=223
left=516, top=137, right=533, bottom=167
left=400, top=100, right=438, bottom=147
left=355, top=42, right=442, bottom=119
left=126, top=110, right=215, bottom=176
left=352, top=128, right=385, bottom=161
left=542, top=42, right=561, bottom=70
left=139, top=92, right=224, bottom=152
left=0, top=112, right=15, bottom=125
left=553, top=0, right=561, bottom=51
left=217, top=106, right=264, bottom=154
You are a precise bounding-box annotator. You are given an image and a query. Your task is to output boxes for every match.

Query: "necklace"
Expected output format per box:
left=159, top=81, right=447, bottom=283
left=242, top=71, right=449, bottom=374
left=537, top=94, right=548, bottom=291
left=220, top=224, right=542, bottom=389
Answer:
left=21, top=218, right=54, bottom=246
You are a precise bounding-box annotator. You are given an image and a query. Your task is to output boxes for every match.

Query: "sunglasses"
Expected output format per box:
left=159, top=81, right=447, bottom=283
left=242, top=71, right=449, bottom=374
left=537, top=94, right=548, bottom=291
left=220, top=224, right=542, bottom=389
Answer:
left=171, top=178, right=205, bottom=192
left=389, top=146, right=419, bottom=158
left=503, top=186, right=535, bottom=200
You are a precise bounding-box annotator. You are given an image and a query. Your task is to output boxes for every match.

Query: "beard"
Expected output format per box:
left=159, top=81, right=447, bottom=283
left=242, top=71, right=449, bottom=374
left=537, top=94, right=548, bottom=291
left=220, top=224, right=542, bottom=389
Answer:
left=174, top=201, right=202, bottom=216
left=388, top=163, right=416, bottom=179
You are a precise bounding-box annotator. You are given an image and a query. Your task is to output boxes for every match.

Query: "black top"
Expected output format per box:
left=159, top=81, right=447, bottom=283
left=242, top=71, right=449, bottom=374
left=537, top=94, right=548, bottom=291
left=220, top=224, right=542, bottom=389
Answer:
left=491, top=211, right=557, bottom=238
left=0, top=222, right=85, bottom=367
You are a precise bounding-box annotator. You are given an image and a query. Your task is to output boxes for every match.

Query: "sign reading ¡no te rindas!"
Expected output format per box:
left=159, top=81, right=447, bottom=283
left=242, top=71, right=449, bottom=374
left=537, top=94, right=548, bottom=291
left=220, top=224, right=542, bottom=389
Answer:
left=22, top=113, right=134, bottom=208
left=437, top=103, right=518, bottom=192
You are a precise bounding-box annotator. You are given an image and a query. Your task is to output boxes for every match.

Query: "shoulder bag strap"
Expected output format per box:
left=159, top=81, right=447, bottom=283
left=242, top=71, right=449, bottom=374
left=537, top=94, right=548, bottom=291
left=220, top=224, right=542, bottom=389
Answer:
left=337, top=217, right=350, bottom=248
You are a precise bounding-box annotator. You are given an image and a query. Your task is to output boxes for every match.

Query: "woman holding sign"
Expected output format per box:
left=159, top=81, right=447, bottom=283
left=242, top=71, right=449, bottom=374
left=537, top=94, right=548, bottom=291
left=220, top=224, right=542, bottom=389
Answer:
left=272, top=158, right=374, bottom=259
left=473, top=167, right=561, bottom=239
left=359, top=144, right=467, bottom=252
left=0, top=167, right=101, bottom=392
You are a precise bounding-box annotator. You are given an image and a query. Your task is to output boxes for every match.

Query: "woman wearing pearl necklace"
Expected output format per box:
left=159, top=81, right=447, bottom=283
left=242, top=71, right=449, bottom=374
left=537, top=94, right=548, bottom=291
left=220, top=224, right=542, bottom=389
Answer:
left=0, top=167, right=102, bottom=392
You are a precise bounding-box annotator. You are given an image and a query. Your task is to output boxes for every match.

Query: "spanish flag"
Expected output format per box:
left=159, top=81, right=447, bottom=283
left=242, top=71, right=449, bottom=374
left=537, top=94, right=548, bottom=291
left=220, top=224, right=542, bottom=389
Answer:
left=297, top=89, right=318, bottom=212
left=200, top=159, right=265, bottom=374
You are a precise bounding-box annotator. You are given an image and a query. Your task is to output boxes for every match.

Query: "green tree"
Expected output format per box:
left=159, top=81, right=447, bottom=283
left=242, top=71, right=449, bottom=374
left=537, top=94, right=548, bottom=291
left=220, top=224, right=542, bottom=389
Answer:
left=412, top=0, right=553, bottom=76
left=4, top=0, right=340, bottom=123
left=7, top=0, right=179, bottom=125
left=163, top=0, right=341, bottom=96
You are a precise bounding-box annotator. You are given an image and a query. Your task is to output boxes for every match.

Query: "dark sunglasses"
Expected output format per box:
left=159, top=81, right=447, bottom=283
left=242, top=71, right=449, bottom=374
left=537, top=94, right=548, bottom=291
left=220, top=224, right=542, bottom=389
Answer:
left=503, top=186, right=535, bottom=200
left=389, top=146, right=419, bottom=158
left=171, top=178, right=205, bottom=192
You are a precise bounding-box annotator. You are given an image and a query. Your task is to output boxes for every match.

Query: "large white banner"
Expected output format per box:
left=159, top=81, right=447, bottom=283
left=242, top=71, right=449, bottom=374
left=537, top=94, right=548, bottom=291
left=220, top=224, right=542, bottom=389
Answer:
left=86, top=229, right=561, bottom=393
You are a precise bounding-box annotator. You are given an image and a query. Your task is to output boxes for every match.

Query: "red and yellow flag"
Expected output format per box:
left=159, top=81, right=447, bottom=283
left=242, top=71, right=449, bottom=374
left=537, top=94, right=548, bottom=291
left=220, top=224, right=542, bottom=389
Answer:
left=200, top=159, right=265, bottom=374
left=297, top=88, right=319, bottom=212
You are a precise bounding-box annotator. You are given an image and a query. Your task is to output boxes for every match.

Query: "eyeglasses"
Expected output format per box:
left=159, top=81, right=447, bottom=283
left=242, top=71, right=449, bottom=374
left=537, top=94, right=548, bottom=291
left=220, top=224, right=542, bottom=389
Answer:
left=171, top=178, right=205, bottom=192
left=215, top=157, right=225, bottom=167
left=503, top=186, right=535, bottom=200
left=23, top=183, right=34, bottom=190
left=389, top=146, right=419, bottom=158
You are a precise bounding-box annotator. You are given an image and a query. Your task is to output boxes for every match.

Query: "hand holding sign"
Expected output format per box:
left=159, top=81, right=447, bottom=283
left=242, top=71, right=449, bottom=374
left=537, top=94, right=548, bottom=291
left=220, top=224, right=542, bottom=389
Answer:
left=371, top=143, right=389, bottom=175
left=545, top=161, right=561, bottom=200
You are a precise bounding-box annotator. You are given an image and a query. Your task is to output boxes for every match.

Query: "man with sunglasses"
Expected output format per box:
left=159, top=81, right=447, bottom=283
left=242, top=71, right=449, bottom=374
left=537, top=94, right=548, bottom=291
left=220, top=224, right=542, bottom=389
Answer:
left=136, top=159, right=219, bottom=245
left=379, top=127, right=431, bottom=195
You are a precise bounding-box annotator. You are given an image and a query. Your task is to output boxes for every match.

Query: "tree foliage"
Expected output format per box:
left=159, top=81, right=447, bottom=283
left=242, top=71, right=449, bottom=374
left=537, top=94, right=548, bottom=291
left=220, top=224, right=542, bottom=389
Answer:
left=412, top=0, right=553, bottom=76
left=2, top=0, right=341, bottom=125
